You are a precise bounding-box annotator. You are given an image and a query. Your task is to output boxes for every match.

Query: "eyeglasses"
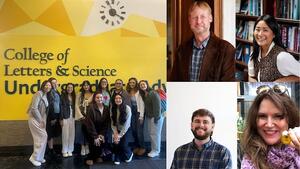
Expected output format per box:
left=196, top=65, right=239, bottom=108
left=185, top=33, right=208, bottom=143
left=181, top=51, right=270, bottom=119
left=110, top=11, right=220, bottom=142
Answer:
left=256, top=85, right=289, bottom=96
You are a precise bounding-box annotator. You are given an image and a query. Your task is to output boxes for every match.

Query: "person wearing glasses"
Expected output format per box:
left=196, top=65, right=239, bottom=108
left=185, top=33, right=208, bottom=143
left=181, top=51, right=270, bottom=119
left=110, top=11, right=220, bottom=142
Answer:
left=169, top=1, right=235, bottom=81
left=241, top=85, right=300, bottom=169
left=248, top=15, right=300, bottom=82
left=96, top=78, right=111, bottom=107
left=111, top=79, right=131, bottom=108
left=171, top=109, right=232, bottom=169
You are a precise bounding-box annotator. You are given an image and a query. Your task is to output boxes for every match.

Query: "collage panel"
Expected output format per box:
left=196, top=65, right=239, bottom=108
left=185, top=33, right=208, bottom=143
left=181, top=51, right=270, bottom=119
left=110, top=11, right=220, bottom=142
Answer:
left=236, top=0, right=300, bottom=81
left=167, top=82, right=237, bottom=169
left=167, top=0, right=236, bottom=82
left=0, top=0, right=166, bottom=168
left=237, top=82, right=300, bottom=169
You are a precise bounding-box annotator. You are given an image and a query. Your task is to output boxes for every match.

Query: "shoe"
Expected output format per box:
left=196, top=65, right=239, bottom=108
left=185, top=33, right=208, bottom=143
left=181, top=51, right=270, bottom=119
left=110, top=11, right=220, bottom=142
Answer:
left=96, top=157, right=103, bottom=163
left=125, top=152, right=133, bottom=163
left=133, top=148, right=139, bottom=154
left=81, top=147, right=86, bottom=156
left=147, top=151, right=159, bottom=158
left=86, top=160, right=93, bottom=166
left=67, top=152, right=73, bottom=157
left=137, top=148, right=146, bottom=156
left=85, top=145, right=90, bottom=154
left=40, top=159, right=46, bottom=163
left=29, top=156, right=41, bottom=167
left=63, top=153, right=68, bottom=157
left=114, top=161, right=120, bottom=165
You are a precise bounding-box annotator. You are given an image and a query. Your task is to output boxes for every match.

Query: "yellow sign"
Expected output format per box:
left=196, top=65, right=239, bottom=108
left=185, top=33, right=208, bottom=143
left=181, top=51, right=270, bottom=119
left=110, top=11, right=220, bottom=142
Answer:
left=0, top=0, right=166, bottom=120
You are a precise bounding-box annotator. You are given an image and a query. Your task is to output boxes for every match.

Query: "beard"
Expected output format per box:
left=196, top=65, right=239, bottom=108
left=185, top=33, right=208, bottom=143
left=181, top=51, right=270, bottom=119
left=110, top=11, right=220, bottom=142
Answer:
left=191, top=127, right=211, bottom=140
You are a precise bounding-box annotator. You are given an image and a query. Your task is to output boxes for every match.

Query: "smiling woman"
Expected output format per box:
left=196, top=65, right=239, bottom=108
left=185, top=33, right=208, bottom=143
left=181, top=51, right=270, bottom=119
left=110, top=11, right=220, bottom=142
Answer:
left=241, top=85, right=300, bottom=169
left=248, top=15, right=300, bottom=82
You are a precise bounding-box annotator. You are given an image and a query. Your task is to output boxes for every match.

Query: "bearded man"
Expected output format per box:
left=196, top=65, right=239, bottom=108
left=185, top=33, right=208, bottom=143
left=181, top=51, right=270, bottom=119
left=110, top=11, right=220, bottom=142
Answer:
left=170, top=108, right=232, bottom=169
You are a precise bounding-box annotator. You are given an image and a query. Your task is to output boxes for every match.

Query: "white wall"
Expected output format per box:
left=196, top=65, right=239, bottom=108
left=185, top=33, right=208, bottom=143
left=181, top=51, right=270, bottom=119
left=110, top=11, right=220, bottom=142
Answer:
left=167, top=82, right=237, bottom=169
left=222, top=0, right=236, bottom=46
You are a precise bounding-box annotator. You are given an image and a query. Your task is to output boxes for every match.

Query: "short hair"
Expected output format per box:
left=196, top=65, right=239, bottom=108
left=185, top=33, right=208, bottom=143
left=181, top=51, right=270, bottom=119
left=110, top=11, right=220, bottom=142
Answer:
left=188, top=1, right=212, bottom=16
left=191, top=108, right=215, bottom=123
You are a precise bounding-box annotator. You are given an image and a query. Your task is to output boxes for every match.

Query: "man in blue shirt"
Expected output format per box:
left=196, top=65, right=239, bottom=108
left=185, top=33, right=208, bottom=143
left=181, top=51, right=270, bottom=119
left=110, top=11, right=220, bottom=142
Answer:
left=171, top=109, right=232, bottom=169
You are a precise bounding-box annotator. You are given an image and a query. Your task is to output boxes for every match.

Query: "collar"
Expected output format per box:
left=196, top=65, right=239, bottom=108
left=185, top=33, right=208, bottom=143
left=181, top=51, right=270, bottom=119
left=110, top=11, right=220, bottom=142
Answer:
left=193, top=35, right=210, bottom=50
left=258, top=42, right=275, bottom=61
left=192, top=138, right=213, bottom=150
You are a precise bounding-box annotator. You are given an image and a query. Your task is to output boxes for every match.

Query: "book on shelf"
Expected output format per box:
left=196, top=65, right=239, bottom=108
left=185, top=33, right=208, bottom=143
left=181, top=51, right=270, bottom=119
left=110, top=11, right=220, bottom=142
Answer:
left=280, top=25, right=300, bottom=53
left=235, top=43, right=253, bottom=65
left=238, top=0, right=262, bottom=16
left=274, top=0, right=299, bottom=20
left=236, top=20, right=255, bottom=41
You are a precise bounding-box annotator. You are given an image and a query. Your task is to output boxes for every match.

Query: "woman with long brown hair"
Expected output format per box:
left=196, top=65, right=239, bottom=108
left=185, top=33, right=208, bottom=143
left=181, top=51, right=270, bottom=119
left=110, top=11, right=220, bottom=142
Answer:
left=241, top=85, right=300, bottom=169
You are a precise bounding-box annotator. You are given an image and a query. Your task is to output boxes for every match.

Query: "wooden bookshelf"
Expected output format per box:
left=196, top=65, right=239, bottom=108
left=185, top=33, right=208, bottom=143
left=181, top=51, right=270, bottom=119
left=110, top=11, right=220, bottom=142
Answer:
left=235, top=0, right=300, bottom=81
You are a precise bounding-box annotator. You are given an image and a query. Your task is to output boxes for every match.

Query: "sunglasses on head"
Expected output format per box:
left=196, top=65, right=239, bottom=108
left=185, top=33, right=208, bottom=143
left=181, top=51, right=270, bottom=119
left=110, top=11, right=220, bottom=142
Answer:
left=256, top=85, right=289, bottom=96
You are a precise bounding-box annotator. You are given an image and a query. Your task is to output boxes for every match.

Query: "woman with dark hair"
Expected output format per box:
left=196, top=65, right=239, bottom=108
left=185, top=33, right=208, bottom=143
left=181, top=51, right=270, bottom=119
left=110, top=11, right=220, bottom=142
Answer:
left=111, top=93, right=133, bottom=165
left=96, top=78, right=111, bottom=107
left=85, top=91, right=111, bottom=166
left=139, top=80, right=163, bottom=158
left=241, top=85, right=300, bottom=169
left=60, top=83, right=76, bottom=157
left=248, top=15, right=300, bottom=82
left=46, top=77, right=62, bottom=156
left=27, top=80, right=51, bottom=166
left=126, top=77, right=146, bottom=156
left=75, top=80, right=93, bottom=156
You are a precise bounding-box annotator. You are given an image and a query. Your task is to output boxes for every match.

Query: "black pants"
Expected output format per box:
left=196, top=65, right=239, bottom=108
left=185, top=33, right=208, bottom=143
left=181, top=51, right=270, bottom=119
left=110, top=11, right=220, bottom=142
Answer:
left=112, top=131, right=132, bottom=161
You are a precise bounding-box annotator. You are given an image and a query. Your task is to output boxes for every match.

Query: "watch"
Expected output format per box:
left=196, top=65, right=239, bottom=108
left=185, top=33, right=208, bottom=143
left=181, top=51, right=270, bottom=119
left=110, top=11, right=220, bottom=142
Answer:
left=99, top=0, right=127, bottom=26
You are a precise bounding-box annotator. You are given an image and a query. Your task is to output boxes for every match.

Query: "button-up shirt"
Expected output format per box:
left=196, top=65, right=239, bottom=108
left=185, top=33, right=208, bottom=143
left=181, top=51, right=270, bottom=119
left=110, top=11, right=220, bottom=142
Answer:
left=171, top=139, right=232, bottom=169
left=189, top=37, right=210, bottom=81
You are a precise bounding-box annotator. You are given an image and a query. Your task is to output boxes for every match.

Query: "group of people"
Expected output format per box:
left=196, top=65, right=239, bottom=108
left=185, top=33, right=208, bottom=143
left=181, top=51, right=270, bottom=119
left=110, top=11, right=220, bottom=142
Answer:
left=27, top=77, right=166, bottom=166
left=168, top=1, right=300, bottom=82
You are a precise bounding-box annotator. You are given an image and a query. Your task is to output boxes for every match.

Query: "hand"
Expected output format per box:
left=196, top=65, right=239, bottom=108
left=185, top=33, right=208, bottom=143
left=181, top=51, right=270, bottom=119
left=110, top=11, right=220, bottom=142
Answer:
left=94, top=138, right=101, bottom=146
left=98, top=135, right=105, bottom=143
left=40, top=121, right=45, bottom=128
left=50, top=119, right=57, bottom=126
left=289, top=127, right=300, bottom=152
left=60, top=120, right=64, bottom=127
left=113, top=133, right=120, bottom=144
left=138, top=118, right=144, bottom=125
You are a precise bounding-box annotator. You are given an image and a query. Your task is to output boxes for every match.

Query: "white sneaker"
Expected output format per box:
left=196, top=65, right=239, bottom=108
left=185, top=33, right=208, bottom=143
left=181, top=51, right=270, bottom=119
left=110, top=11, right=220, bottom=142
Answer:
left=81, top=147, right=86, bottom=156
left=85, top=145, right=89, bottom=154
left=147, top=151, right=159, bottom=158
left=29, top=156, right=41, bottom=166
left=40, top=159, right=46, bottom=163
left=68, top=152, right=73, bottom=157
left=125, top=153, right=133, bottom=163
left=63, top=153, right=68, bottom=157
left=114, top=161, right=120, bottom=165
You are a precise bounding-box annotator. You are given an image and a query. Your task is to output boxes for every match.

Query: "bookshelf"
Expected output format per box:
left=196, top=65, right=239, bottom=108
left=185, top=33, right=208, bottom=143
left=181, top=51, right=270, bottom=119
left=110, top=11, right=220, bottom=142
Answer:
left=235, top=0, right=300, bottom=81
